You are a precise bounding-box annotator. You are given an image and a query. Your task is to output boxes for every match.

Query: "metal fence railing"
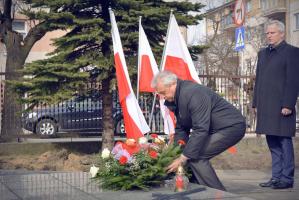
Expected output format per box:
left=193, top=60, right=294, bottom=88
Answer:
left=1, top=72, right=299, bottom=141
left=5, top=70, right=299, bottom=140
left=0, top=74, right=258, bottom=139
left=198, top=74, right=256, bottom=133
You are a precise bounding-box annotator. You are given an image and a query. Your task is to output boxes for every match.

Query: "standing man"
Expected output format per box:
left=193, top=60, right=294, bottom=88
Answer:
left=253, top=20, right=298, bottom=189
left=151, top=71, right=246, bottom=191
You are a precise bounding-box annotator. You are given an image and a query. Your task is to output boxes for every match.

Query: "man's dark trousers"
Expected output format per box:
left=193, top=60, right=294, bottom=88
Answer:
left=187, top=123, right=245, bottom=191
left=266, top=135, right=294, bottom=185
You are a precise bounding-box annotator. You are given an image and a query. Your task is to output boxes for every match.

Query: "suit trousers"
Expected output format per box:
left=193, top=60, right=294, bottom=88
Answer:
left=266, top=135, right=294, bottom=184
left=188, top=123, right=245, bottom=191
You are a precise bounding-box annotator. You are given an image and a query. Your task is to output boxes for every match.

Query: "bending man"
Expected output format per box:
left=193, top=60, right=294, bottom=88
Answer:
left=151, top=71, right=246, bottom=191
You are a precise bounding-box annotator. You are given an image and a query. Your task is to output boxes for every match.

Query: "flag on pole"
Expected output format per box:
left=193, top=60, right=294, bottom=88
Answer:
left=159, top=99, right=175, bottom=135
left=161, top=13, right=201, bottom=84
left=109, top=9, right=150, bottom=140
left=138, top=19, right=159, bottom=93
left=137, top=19, right=175, bottom=135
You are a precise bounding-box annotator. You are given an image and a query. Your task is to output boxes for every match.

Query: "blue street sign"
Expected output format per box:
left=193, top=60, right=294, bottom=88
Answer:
left=235, top=26, right=245, bottom=51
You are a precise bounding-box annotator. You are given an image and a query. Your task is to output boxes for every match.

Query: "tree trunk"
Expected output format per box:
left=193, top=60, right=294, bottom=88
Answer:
left=101, top=78, right=114, bottom=151
left=2, top=32, right=26, bottom=138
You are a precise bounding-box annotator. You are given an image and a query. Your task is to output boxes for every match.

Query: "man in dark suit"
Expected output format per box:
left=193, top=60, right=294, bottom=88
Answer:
left=151, top=71, right=246, bottom=191
left=253, top=20, right=298, bottom=189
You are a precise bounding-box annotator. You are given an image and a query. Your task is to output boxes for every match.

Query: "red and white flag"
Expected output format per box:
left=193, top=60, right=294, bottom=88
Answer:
left=159, top=99, right=175, bottom=135
left=161, top=13, right=239, bottom=153
left=109, top=9, right=150, bottom=140
left=137, top=19, right=175, bottom=135
left=138, top=19, right=159, bottom=93
left=161, top=13, right=201, bottom=84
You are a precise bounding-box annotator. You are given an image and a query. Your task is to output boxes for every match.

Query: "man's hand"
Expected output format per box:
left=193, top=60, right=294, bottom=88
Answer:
left=166, top=154, right=188, bottom=173
left=168, top=133, right=174, bottom=145
left=281, top=108, right=292, bottom=116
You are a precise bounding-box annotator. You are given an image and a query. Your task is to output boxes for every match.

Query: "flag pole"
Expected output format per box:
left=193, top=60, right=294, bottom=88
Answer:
left=159, top=10, right=173, bottom=71
left=137, top=16, right=142, bottom=101
left=147, top=10, right=173, bottom=138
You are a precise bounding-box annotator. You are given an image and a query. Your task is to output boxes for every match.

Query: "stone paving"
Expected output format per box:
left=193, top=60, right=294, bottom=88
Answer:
left=2, top=169, right=299, bottom=200
left=218, top=169, right=299, bottom=200
left=0, top=170, right=254, bottom=200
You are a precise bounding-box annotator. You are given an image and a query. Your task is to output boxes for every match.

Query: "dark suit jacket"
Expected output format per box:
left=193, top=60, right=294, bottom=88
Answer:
left=165, top=79, right=245, bottom=159
left=253, top=41, right=299, bottom=137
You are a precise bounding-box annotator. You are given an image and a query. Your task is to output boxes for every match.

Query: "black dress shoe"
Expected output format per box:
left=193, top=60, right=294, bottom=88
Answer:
left=271, top=181, right=293, bottom=189
left=259, top=179, right=279, bottom=187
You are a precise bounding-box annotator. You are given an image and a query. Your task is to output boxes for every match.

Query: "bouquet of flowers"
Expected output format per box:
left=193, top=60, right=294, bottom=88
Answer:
left=90, top=134, right=185, bottom=191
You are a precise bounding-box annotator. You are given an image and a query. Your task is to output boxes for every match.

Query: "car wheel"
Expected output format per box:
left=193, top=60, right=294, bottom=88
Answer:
left=36, top=119, right=57, bottom=136
left=115, top=118, right=125, bottom=135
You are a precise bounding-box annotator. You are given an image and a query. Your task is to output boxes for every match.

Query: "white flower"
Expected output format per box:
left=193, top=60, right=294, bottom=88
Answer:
left=138, top=137, right=148, bottom=144
left=157, top=136, right=165, bottom=142
left=155, top=135, right=165, bottom=144
left=89, top=165, right=99, bottom=178
left=101, top=148, right=110, bottom=159
left=126, top=138, right=136, bottom=146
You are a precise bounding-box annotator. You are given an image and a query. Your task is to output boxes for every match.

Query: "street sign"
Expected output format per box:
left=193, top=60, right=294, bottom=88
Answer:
left=234, top=0, right=245, bottom=26
left=235, top=26, right=245, bottom=51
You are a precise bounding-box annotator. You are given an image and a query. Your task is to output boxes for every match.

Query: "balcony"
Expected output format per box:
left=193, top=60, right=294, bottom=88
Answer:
left=261, top=0, right=286, bottom=19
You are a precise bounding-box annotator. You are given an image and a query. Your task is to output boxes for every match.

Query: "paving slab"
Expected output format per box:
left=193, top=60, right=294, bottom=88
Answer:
left=218, top=169, right=299, bottom=200
left=0, top=170, right=254, bottom=200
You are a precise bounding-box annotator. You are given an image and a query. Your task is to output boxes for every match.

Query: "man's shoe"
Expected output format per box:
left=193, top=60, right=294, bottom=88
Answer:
left=259, top=179, right=279, bottom=187
left=271, top=181, right=293, bottom=189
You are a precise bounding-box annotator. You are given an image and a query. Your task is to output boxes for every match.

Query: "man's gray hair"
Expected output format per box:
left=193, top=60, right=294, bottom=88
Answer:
left=265, top=20, right=285, bottom=33
left=151, top=70, right=177, bottom=88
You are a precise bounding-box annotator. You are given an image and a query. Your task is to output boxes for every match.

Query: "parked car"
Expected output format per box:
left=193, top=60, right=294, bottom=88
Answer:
left=22, top=97, right=124, bottom=136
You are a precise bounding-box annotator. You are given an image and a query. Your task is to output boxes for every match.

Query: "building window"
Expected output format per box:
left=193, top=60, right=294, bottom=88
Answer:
left=12, top=20, right=27, bottom=38
left=271, top=0, right=278, bottom=7
left=12, top=21, right=25, bottom=31
left=261, top=0, right=278, bottom=10
left=221, top=12, right=233, bottom=28
left=246, top=0, right=252, bottom=12
left=296, top=13, right=299, bottom=30
left=246, top=28, right=252, bottom=41
left=260, top=0, right=268, bottom=10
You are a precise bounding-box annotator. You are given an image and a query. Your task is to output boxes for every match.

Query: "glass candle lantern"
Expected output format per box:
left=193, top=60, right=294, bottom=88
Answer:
left=174, top=165, right=189, bottom=192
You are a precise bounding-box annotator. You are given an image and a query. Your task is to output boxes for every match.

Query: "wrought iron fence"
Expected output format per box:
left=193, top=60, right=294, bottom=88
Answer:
left=198, top=73, right=257, bottom=133
left=1, top=71, right=298, bottom=140
left=6, top=68, right=299, bottom=140
left=0, top=73, right=258, bottom=139
left=0, top=72, right=5, bottom=138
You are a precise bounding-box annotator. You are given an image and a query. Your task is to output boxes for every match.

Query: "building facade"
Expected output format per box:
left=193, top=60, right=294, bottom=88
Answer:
left=199, top=0, right=299, bottom=131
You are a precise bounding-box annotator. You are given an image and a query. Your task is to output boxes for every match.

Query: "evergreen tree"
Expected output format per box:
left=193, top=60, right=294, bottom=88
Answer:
left=12, top=0, right=204, bottom=149
left=0, top=0, right=83, bottom=137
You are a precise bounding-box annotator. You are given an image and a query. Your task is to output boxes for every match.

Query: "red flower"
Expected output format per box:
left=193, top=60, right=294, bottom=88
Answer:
left=150, top=134, right=158, bottom=139
left=149, top=150, right=158, bottom=159
left=119, top=156, right=128, bottom=165
left=178, top=140, right=186, bottom=146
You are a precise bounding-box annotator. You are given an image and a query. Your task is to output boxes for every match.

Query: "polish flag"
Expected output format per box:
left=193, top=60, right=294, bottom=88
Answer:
left=161, top=13, right=201, bottom=84
left=109, top=9, right=150, bottom=139
left=159, top=99, right=175, bottom=135
left=161, top=13, right=239, bottom=153
left=137, top=19, right=175, bottom=135
left=138, top=19, right=159, bottom=93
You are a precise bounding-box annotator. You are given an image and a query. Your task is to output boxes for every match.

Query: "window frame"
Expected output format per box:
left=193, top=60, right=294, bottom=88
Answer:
left=295, top=13, right=299, bottom=30
left=246, top=0, right=252, bottom=13
left=12, top=20, right=27, bottom=39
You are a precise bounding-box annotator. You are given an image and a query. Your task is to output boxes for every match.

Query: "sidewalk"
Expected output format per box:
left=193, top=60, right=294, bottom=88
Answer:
left=218, top=169, right=299, bottom=200
left=0, top=169, right=298, bottom=200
